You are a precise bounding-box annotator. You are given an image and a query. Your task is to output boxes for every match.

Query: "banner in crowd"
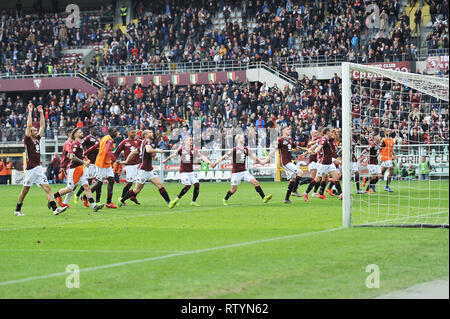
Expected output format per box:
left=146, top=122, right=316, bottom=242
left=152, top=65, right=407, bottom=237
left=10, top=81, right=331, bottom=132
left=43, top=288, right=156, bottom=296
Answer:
left=108, top=71, right=247, bottom=87
left=351, top=61, right=411, bottom=80
left=426, top=56, right=449, bottom=74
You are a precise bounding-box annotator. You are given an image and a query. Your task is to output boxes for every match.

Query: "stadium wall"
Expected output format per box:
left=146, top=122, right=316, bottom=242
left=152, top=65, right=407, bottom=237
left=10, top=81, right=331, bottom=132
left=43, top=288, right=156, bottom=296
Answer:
left=0, top=76, right=99, bottom=93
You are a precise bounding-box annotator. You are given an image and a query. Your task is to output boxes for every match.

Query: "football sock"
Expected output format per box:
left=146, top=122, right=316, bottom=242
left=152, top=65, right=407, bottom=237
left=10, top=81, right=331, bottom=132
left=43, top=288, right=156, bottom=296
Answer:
left=89, top=197, right=95, bottom=208
left=255, top=185, right=265, bottom=199
left=334, top=181, right=342, bottom=195
left=305, top=180, right=315, bottom=194
left=224, top=191, right=233, bottom=200
left=313, top=182, right=320, bottom=193
left=192, top=183, right=200, bottom=202
left=319, top=181, right=327, bottom=195
left=107, top=180, right=114, bottom=204
left=121, top=190, right=135, bottom=202
left=285, top=181, right=295, bottom=200
left=159, top=187, right=170, bottom=203
left=76, top=186, right=84, bottom=197
left=122, top=182, right=133, bottom=198
left=178, top=185, right=191, bottom=198
left=49, top=201, right=57, bottom=211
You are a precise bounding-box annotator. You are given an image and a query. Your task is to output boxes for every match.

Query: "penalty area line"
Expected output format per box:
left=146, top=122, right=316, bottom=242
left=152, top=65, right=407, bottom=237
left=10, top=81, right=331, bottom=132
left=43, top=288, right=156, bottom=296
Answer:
left=0, top=227, right=344, bottom=287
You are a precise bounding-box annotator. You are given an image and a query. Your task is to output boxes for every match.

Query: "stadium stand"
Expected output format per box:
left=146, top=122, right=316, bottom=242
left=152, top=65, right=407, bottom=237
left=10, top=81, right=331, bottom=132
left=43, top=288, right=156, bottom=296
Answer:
left=0, top=0, right=448, bottom=148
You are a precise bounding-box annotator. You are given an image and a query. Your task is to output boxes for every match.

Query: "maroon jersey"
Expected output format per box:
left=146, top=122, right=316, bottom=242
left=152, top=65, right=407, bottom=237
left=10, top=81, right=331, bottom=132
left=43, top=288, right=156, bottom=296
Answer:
left=114, top=138, right=142, bottom=166
left=309, top=136, right=321, bottom=163
left=177, top=147, right=199, bottom=173
left=317, top=136, right=334, bottom=165
left=82, top=135, right=100, bottom=163
left=138, top=138, right=155, bottom=171
left=69, top=140, right=84, bottom=169
left=24, top=135, right=41, bottom=170
left=330, top=138, right=337, bottom=158
left=232, top=147, right=248, bottom=173
left=61, top=139, right=72, bottom=169
left=278, top=136, right=294, bottom=166
left=365, top=142, right=380, bottom=165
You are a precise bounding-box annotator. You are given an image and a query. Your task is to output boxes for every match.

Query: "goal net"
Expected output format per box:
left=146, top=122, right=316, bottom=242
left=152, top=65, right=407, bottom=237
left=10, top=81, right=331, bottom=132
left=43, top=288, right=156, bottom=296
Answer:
left=341, top=63, right=449, bottom=228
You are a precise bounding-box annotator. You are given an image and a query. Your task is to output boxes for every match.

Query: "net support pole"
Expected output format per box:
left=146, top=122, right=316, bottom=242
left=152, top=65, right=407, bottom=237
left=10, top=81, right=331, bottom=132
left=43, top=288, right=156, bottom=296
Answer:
left=342, top=62, right=352, bottom=228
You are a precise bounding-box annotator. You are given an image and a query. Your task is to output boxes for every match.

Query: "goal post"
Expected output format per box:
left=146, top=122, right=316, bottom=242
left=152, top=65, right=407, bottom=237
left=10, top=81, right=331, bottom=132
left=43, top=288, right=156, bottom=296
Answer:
left=341, top=62, right=449, bottom=228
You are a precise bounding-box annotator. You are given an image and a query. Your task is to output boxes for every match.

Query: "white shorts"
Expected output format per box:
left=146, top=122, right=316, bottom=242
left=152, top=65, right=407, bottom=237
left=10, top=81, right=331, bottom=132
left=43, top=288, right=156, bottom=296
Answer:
left=180, top=172, right=199, bottom=185
left=23, top=166, right=48, bottom=187
left=136, top=169, right=159, bottom=184
left=86, top=164, right=98, bottom=179
left=308, top=161, right=319, bottom=172
left=95, top=166, right=114, bottom=180
left=67, top=167, right=88, bottom=190
left=368, top=164, right=381, bottom=175
left=381, top=160, right=393, bottom=168
left=352, top=162, right=359, bottom=173
left=317, top=163, right=338, bottom=177
left=125, top=164, right=139, bottom=183
left=231, top=170, right=254, bottom=186
left=283, top=162, right=300, bottom=180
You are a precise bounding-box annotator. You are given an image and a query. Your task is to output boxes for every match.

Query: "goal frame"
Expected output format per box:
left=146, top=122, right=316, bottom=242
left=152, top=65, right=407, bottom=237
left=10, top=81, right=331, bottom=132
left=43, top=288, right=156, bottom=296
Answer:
left=341, top=62, right=449, bottom=228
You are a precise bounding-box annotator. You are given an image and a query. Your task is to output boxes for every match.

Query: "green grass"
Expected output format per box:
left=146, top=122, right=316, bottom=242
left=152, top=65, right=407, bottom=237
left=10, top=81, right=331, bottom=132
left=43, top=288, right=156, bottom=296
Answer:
left=0, top=181, right=448, bottom=298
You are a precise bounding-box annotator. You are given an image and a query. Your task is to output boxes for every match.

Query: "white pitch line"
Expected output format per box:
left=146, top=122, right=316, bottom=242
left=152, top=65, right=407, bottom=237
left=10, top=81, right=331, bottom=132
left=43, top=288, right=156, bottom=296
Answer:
left=0, top=249, right=189, bottom=254
left=0, top=227, right=344, bottom=287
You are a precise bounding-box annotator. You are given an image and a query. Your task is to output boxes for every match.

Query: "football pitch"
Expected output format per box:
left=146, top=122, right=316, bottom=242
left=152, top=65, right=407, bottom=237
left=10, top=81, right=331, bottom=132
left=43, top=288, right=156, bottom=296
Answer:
left=0, top=181, right=448, bottom=298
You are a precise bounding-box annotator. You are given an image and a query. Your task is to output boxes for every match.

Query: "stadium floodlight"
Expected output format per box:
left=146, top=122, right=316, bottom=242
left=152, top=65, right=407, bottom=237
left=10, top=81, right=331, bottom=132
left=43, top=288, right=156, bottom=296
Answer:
left=342, top=62, right=449, bottom=228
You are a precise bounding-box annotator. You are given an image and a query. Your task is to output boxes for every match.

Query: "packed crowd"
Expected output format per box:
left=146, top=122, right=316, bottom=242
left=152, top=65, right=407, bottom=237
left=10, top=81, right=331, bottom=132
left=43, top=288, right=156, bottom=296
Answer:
left=0, top=5, right=113, bottom=77
left=1, top=73, right=448, bottom=147
left=2, top=0, right=447, bottom=79
left=102, top=0, right=418, bottom=71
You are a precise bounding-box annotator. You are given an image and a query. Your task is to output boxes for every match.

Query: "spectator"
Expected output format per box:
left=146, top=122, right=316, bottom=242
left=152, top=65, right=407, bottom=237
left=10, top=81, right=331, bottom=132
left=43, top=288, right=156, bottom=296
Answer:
left=49, top=152, right=61, bottom=184
left=419, top=156, right=431, bottom=180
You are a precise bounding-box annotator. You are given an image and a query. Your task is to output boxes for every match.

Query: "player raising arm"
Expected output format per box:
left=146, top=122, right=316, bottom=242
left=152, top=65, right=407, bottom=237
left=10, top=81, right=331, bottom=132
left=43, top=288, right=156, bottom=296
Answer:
left=212, top=134, right=272, bottom=206
left=162, top=136, right=213, bottom=207
left=14, top=103, right=67, bottom=216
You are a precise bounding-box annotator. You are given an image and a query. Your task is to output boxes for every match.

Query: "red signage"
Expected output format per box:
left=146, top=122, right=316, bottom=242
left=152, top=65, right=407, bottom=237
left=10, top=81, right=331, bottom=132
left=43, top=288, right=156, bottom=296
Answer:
left=426, top=56, right=449, bottom=74
left=351, top=61, right=411, bottom=80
